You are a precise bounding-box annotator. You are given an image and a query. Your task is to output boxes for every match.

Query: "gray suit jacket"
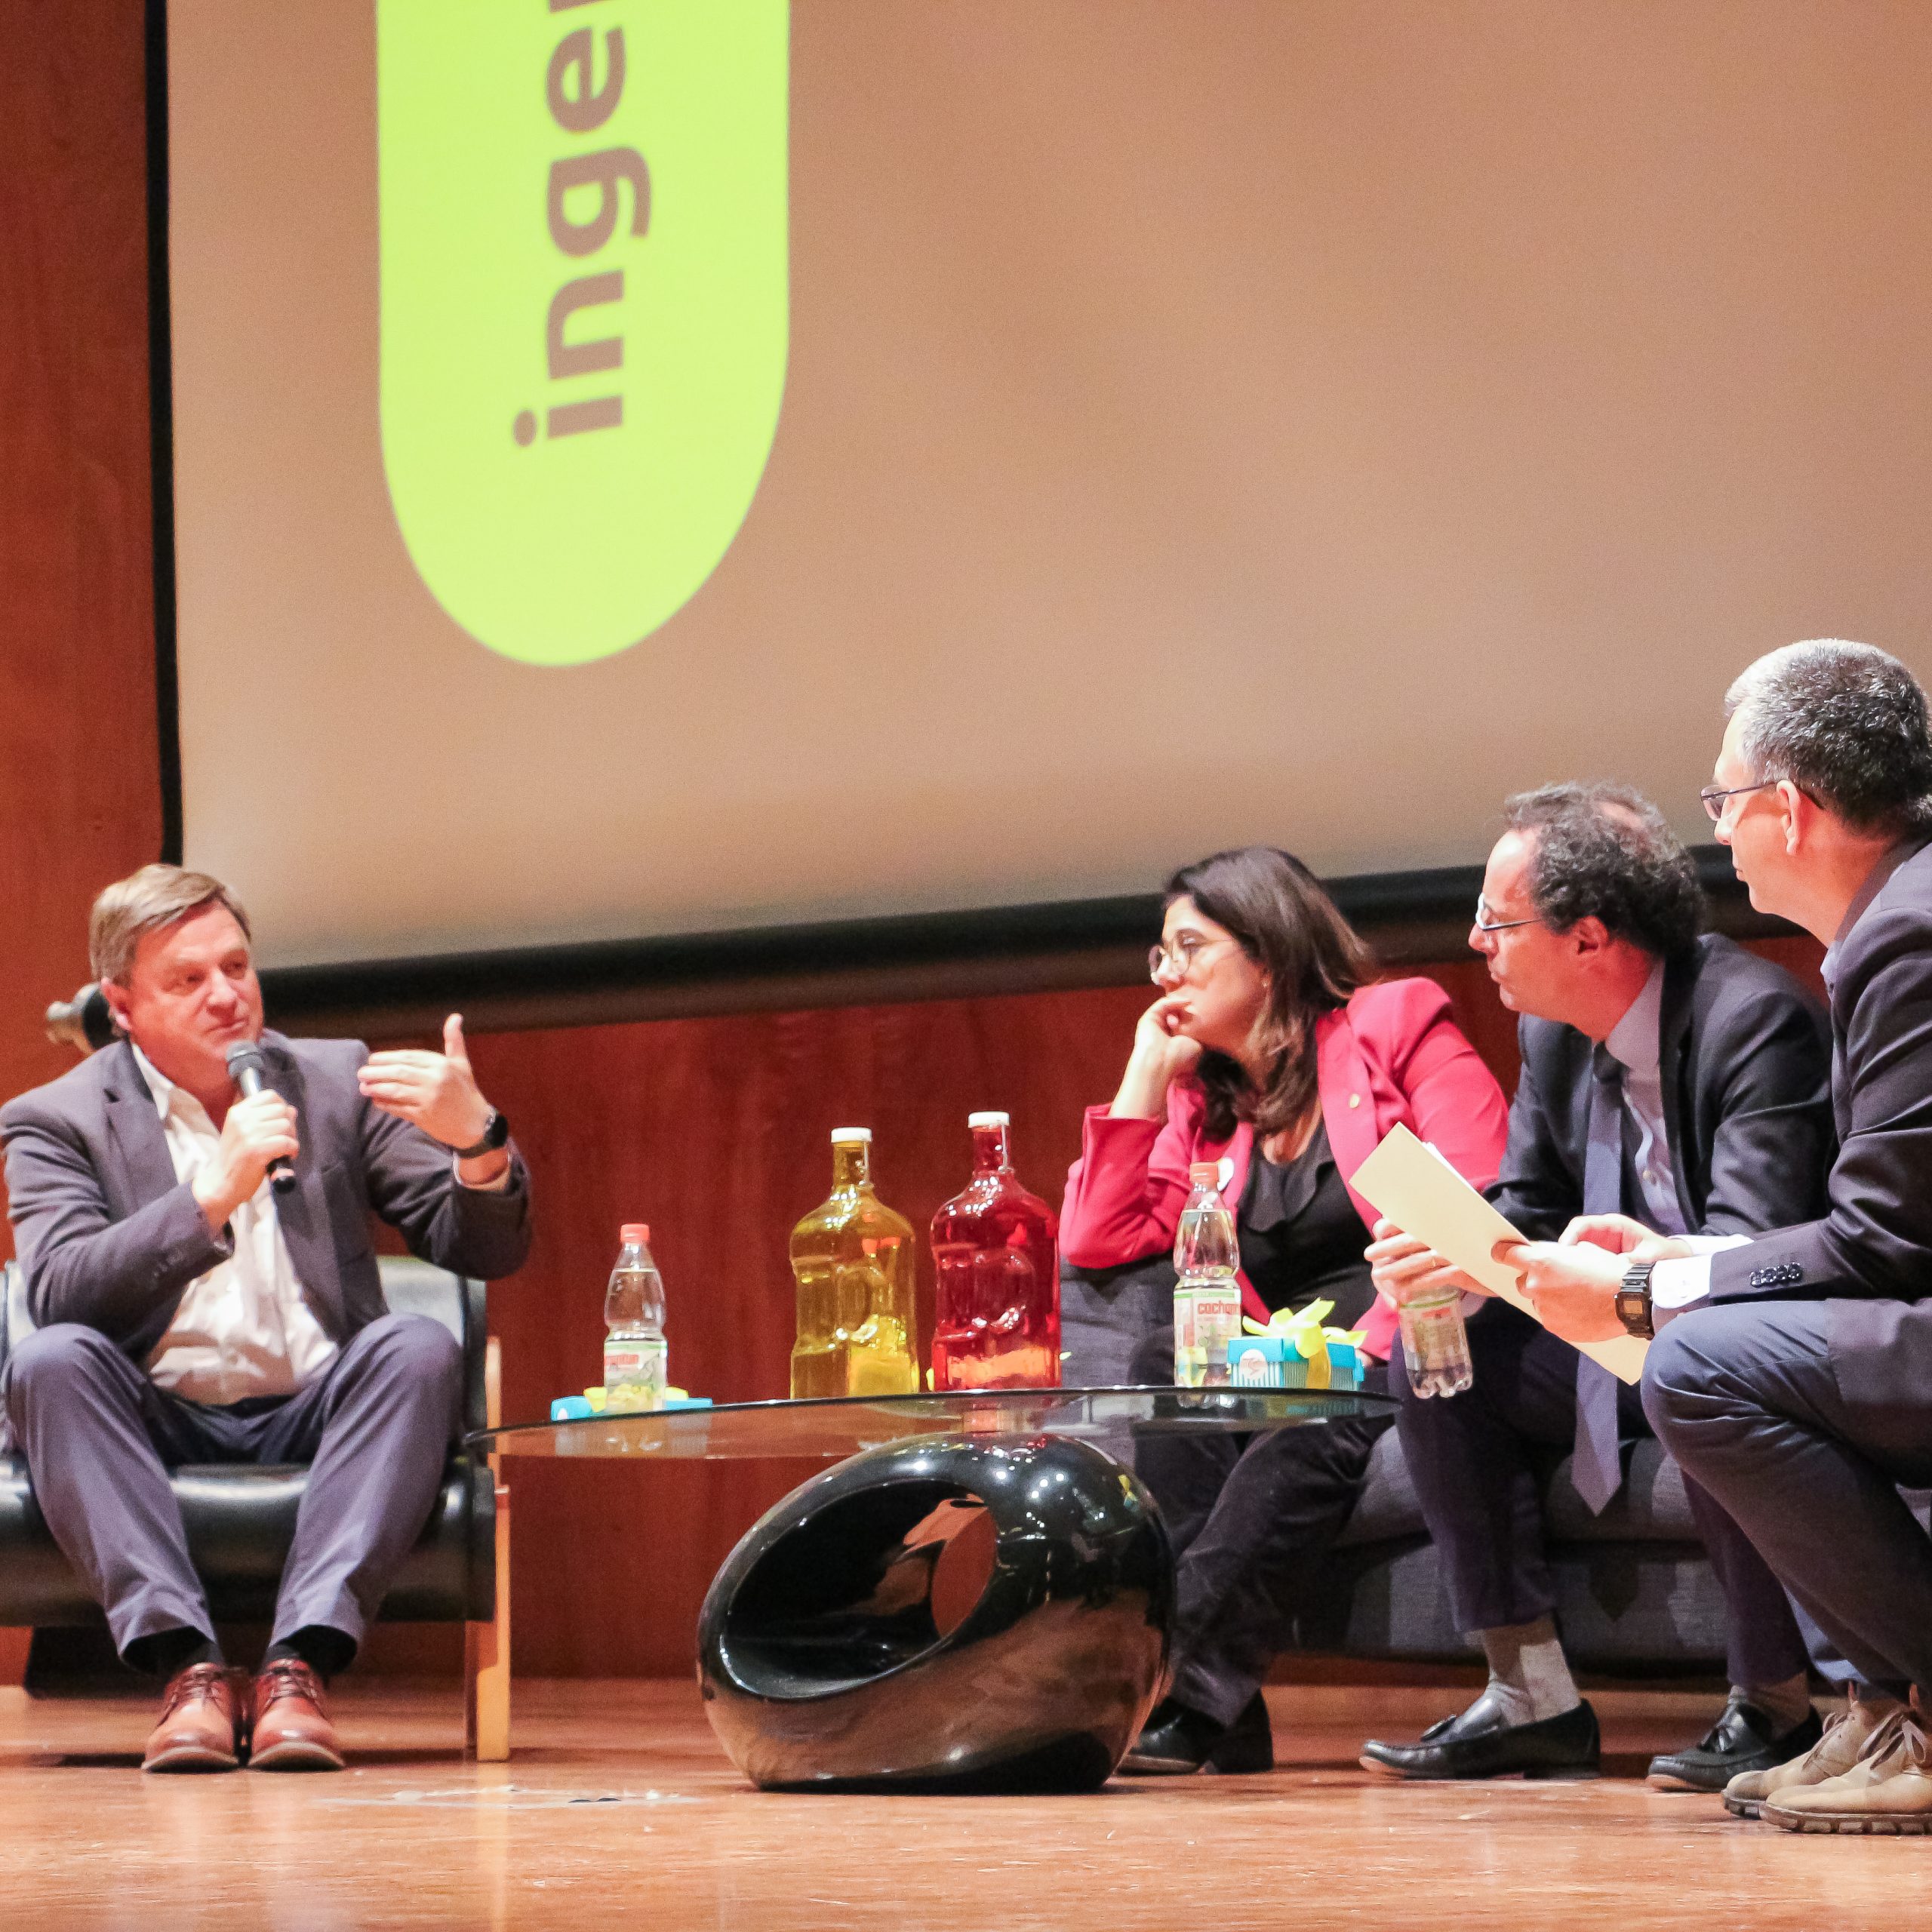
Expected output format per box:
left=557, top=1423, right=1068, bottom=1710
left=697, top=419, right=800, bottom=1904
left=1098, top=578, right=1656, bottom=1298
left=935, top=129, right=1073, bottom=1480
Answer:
left=2, top=1030, right=533, bottom=1364
left=1699, top=838, right=1932, bottom=1404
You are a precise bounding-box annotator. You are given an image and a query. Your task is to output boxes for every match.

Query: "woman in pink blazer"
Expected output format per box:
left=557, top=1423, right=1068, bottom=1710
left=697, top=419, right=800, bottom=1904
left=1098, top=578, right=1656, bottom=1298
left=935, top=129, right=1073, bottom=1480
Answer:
left=1060, top=846, right=1508, bottom=1776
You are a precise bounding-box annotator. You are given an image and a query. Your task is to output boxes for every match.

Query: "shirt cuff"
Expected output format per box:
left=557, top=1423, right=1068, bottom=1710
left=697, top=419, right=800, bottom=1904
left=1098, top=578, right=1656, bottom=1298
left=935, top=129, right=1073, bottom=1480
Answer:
left=452, top=1152, right=512, bottom=1192
left=1650, top=1235, right=1750, bottom=1322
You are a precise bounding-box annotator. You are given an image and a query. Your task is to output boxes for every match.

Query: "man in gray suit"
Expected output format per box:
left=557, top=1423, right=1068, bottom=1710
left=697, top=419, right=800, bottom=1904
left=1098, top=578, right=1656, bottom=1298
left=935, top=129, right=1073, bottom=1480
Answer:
left=1511, top=640, right=1932, bottom=1832
left=1, top=865, right=532, bottom=1773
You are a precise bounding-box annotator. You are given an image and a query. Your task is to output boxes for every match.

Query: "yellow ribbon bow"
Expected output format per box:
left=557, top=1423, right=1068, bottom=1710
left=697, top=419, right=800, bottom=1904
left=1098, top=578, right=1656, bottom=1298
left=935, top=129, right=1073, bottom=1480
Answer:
left=1240, top=1300, right=1367, bottom=1389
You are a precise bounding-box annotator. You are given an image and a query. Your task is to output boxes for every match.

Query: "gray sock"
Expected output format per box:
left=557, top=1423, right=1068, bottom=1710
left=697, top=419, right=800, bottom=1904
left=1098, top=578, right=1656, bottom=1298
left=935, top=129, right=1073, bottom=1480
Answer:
left=1737, top=1673, right=1813, bottom=1736
left=1478, top=1617, right=1580, bottom=1726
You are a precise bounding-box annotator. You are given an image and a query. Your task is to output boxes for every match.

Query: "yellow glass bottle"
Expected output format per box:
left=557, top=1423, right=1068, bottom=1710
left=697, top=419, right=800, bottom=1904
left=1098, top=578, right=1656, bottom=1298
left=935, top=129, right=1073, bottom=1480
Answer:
left=789, top=1128, right=921, bottom=1398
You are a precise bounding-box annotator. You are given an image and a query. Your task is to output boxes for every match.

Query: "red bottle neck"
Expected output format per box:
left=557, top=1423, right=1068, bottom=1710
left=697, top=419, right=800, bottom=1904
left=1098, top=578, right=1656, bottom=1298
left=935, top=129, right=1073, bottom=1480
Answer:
left=970, top=1122, right=1011, bottom=1175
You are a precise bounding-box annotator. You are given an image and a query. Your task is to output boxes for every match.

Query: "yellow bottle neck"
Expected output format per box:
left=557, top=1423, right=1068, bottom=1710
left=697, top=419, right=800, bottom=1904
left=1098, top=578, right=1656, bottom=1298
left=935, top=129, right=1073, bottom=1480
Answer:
left=830, top=1141, right=872, bottom=1191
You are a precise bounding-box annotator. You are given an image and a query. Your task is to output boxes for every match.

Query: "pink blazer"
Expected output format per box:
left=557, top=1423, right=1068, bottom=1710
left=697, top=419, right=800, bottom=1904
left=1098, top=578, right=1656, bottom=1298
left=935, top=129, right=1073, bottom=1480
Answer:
left=1060, top=977, right=1509, bottom=1361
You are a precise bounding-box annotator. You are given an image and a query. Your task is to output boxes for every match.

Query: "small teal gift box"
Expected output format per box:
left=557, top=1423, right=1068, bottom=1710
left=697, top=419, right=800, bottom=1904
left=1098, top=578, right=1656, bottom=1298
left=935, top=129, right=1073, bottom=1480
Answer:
left=1226, top=1300, right=1366, bottom=1391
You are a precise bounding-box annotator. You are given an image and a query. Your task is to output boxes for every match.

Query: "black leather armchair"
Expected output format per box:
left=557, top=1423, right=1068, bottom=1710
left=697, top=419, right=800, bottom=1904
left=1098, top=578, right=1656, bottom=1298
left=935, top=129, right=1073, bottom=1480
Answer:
left=0, top=1256, right=512, bottom=1756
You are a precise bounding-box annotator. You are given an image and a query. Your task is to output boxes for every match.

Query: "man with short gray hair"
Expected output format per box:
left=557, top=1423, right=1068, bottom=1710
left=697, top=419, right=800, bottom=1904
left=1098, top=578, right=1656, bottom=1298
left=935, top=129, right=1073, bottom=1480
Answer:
left=2, top=864, right=531, bottom=1774
left=1516, top=639, right=1932, bottom=1830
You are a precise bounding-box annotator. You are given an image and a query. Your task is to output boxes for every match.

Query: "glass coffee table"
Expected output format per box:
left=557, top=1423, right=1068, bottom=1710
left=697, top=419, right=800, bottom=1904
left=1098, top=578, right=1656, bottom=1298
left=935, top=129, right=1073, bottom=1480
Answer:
left=474, top=1381, right=1389, bottom=1460
left=470, top=1384, right=1395, bottom=1793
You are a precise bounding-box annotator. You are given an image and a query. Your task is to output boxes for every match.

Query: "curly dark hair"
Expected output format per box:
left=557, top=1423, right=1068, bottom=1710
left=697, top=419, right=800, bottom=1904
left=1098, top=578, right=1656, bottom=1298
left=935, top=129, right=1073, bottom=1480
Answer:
left=1724, top=640, right=1932, bottom=836
left=1500, top=783, right=1703, bottom=959
left=1164, top=846, right=1377, bottom=1143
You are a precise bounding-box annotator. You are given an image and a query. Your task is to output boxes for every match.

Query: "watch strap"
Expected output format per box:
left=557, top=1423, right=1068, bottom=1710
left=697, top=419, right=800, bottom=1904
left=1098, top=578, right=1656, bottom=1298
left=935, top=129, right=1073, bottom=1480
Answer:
left=1616, top=1259, right=1657, bottom=1340
left=453, top=1109, right=509, bottom=1160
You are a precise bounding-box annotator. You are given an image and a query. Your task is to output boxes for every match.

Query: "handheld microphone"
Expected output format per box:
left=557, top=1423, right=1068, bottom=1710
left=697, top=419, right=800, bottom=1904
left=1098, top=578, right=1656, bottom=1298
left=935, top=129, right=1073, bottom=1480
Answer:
left=225, top=1041, right=298, bottom=1195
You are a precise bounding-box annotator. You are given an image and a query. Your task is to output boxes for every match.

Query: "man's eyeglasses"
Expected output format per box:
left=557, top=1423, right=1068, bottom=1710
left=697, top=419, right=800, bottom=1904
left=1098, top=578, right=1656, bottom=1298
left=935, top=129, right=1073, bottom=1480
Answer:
left=1700, top=779, right=1780, bottom=823
left=1472, top=898, right=1540, bottom=934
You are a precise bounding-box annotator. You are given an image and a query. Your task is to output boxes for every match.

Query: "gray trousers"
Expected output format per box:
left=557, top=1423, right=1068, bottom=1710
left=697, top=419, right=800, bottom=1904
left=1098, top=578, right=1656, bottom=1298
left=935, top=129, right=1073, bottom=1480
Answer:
left=1644, top=1303, right=1932, bottom=1700
left=3, top=1313, right=462, bottom=1668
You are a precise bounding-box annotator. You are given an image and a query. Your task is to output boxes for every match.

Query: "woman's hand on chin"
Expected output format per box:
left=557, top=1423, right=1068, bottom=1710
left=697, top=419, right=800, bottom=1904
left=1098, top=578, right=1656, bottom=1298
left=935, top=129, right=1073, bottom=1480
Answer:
left=1136, top=994, right=1204, bottom=1080
left=1109, top=995, right=1204, bottom=1118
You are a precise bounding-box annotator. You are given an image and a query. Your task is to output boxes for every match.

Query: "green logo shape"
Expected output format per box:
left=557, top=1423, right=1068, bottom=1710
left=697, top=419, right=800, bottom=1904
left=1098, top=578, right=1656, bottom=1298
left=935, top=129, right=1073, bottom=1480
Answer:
left=377, top=0, right=789, bottom=666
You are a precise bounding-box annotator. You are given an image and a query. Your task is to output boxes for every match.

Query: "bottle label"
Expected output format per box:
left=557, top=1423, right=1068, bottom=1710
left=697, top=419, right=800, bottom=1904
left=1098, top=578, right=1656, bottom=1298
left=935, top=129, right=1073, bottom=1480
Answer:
left=1400, top=1301, right=1467, bottom=1370
left=1174, top=1283, right=1242, bottom=1387
left=605, top=1335, right=668, bottom=1413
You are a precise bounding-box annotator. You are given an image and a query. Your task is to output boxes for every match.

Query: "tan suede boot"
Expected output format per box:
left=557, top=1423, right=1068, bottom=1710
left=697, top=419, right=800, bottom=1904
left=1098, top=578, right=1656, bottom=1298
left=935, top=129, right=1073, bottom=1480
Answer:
left=1722, top=1697, right=1898, bottom=1819
left=1764, top=1711, right=1932, bottom=1835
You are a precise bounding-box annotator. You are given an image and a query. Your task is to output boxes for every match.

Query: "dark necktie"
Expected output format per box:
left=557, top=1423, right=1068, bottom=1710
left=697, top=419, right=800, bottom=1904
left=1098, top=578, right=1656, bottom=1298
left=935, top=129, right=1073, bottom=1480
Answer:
left=1572, top=1045, right=1626, bottom=1515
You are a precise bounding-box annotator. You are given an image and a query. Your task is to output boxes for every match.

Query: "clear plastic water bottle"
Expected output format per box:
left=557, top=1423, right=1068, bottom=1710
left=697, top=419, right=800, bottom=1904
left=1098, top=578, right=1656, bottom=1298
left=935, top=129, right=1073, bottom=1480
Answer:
left=1174, top=1161, right=1241, bottom=1387
left=604, top=1223, right=667, bottom=1413
left=1398, top=1287, right=1474, bottom=1398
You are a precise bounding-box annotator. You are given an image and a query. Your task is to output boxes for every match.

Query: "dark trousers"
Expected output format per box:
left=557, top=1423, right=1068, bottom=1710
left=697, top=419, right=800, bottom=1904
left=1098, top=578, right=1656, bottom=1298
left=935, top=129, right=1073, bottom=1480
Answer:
left=1645, top=1302, right=1932, bottom=1700
left=1136, top=1359, right=1394, bottom=1726
left=3, top=1313, right=462, bottom=1669
left=1399, top=1301, right=1810, bottom=1689
left=1062, top=1254, right=1394, bottom=1726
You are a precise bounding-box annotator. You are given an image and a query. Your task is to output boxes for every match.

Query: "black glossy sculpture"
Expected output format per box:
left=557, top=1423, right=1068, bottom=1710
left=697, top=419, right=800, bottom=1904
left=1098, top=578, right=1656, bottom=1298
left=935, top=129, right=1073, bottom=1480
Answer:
left=697, top=1432, right=1173, bottom=1792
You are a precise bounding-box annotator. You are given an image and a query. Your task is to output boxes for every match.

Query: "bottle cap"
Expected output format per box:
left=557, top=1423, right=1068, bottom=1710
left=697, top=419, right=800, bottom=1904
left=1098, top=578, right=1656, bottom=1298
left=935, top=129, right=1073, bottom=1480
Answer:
left=1188, top=1161, right=1220, bottom=1185
left=620, top=1223, right=651, bottom=1243
left=831, top=1127, right=872, bottom=1143
left=967, top=1111, right=1009, bottom=1128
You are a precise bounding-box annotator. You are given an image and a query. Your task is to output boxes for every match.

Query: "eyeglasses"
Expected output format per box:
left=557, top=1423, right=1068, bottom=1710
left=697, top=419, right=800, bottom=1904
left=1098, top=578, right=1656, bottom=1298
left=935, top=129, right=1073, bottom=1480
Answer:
left=1472, top=897, right=1540, bottom=934
left=1149, top=935, right=1229, bottom=985
left=1700, top=779, right=1780, bottom=823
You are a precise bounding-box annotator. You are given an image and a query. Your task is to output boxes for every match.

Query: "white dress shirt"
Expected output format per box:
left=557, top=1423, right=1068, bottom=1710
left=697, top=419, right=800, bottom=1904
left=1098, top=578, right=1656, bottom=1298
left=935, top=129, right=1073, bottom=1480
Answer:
left=1602, top=961, right=1689, bottom=1239
left=135, top=1045, right=340, bottom=1404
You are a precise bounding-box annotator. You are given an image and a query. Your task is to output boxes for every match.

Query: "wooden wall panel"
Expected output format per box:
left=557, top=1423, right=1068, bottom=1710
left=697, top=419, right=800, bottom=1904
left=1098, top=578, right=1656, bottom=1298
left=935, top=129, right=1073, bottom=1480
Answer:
left=0, top=0, right=160, bottom=1686
left=0, top=0, right=161, bottom=1251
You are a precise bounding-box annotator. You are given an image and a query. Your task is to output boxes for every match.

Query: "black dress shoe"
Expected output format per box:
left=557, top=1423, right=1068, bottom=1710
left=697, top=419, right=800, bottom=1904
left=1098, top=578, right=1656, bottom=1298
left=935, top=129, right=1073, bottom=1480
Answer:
left=1119, top=1692, right=1274, bottom=1776
left=1647, top=1701, right=1823, bottom=1792
left=1360, top=1686, right=1601, bottom=1780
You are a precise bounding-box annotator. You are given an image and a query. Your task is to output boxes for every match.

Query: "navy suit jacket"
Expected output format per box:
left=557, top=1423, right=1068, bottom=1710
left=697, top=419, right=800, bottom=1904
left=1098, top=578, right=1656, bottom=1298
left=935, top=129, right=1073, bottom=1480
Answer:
left=1492, top=934, right=1834, bottom=1244
left=1708, top=841, right=1932, bottom=1361
left=2, top=1029, right=533, bottom=1363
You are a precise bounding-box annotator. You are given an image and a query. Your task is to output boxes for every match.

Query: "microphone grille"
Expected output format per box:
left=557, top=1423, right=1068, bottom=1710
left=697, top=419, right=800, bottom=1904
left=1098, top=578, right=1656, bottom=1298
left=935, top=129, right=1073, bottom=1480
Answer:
left=225, top=1041, right=266, bottom=1078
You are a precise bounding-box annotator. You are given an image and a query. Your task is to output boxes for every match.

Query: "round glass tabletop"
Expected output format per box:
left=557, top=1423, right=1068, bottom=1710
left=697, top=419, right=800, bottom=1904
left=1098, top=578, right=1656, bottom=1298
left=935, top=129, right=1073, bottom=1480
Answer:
left=469, top=1383, right=1396, bottom=1462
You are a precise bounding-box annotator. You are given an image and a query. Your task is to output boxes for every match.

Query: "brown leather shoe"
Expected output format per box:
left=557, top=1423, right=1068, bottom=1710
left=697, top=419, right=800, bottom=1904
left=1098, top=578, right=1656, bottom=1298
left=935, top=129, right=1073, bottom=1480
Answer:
left=248, top=1658, right=346, bottom=1771
left=143, top=1662, right=248, bottom=1773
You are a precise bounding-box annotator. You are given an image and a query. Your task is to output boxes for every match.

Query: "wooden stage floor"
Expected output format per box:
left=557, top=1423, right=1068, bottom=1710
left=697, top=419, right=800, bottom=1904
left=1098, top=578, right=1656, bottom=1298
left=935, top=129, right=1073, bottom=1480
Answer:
left=1, top=1679, right=1922, bottom=1929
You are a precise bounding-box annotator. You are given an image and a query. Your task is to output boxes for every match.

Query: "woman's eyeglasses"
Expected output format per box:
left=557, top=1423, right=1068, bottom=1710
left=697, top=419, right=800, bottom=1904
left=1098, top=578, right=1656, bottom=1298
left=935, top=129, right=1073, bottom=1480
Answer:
left=1149, top=936, right=1226, bottom=984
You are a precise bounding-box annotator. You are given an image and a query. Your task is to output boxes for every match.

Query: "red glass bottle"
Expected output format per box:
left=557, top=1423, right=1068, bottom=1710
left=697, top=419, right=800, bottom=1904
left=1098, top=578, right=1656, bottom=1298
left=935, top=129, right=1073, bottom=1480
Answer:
left=930, top=1112, right=1060, bottom=1390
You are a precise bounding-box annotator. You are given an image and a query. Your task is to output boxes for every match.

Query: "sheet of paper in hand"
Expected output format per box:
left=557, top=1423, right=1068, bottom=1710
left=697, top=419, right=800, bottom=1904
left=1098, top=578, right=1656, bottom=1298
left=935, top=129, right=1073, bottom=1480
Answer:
left=1351, top=1123, right=1649, bottom=1385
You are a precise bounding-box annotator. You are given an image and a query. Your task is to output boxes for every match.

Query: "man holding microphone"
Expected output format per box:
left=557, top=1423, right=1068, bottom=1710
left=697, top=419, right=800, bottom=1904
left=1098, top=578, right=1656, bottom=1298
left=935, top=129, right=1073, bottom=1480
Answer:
left=2, top=865, right=531, bottom=1773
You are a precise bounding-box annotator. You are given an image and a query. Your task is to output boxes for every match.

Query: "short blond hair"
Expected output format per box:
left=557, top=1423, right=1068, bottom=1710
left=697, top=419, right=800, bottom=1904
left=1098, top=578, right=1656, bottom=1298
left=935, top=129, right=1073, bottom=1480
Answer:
left=89, top=865, right=252, bottom=985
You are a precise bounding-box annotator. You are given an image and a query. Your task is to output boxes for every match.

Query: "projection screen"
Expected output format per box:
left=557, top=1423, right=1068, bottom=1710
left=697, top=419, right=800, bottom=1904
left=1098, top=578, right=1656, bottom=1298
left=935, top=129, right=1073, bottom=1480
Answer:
left=165, top=1, right=1932, bottom=970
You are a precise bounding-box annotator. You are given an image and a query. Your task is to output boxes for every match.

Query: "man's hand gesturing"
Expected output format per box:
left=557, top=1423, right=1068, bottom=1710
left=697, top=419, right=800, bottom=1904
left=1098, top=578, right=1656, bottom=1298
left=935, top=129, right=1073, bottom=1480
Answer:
left=358, top=1017, right=502, bottom=1173
left=193, top=1088, right=300, bottom=1230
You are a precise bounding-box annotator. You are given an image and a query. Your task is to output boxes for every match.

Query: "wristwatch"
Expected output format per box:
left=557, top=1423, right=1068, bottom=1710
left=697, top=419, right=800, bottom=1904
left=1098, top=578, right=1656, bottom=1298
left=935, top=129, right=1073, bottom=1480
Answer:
left=453, top=1109, right=510, bottom=1159
left=1617, top=1260, right=1657, bottom=1340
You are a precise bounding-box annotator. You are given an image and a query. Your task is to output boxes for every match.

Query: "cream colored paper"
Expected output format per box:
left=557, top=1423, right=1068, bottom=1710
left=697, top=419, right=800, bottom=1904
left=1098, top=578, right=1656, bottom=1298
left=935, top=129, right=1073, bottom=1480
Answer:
left=1352, top=1123, right=1649, bottom=1385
